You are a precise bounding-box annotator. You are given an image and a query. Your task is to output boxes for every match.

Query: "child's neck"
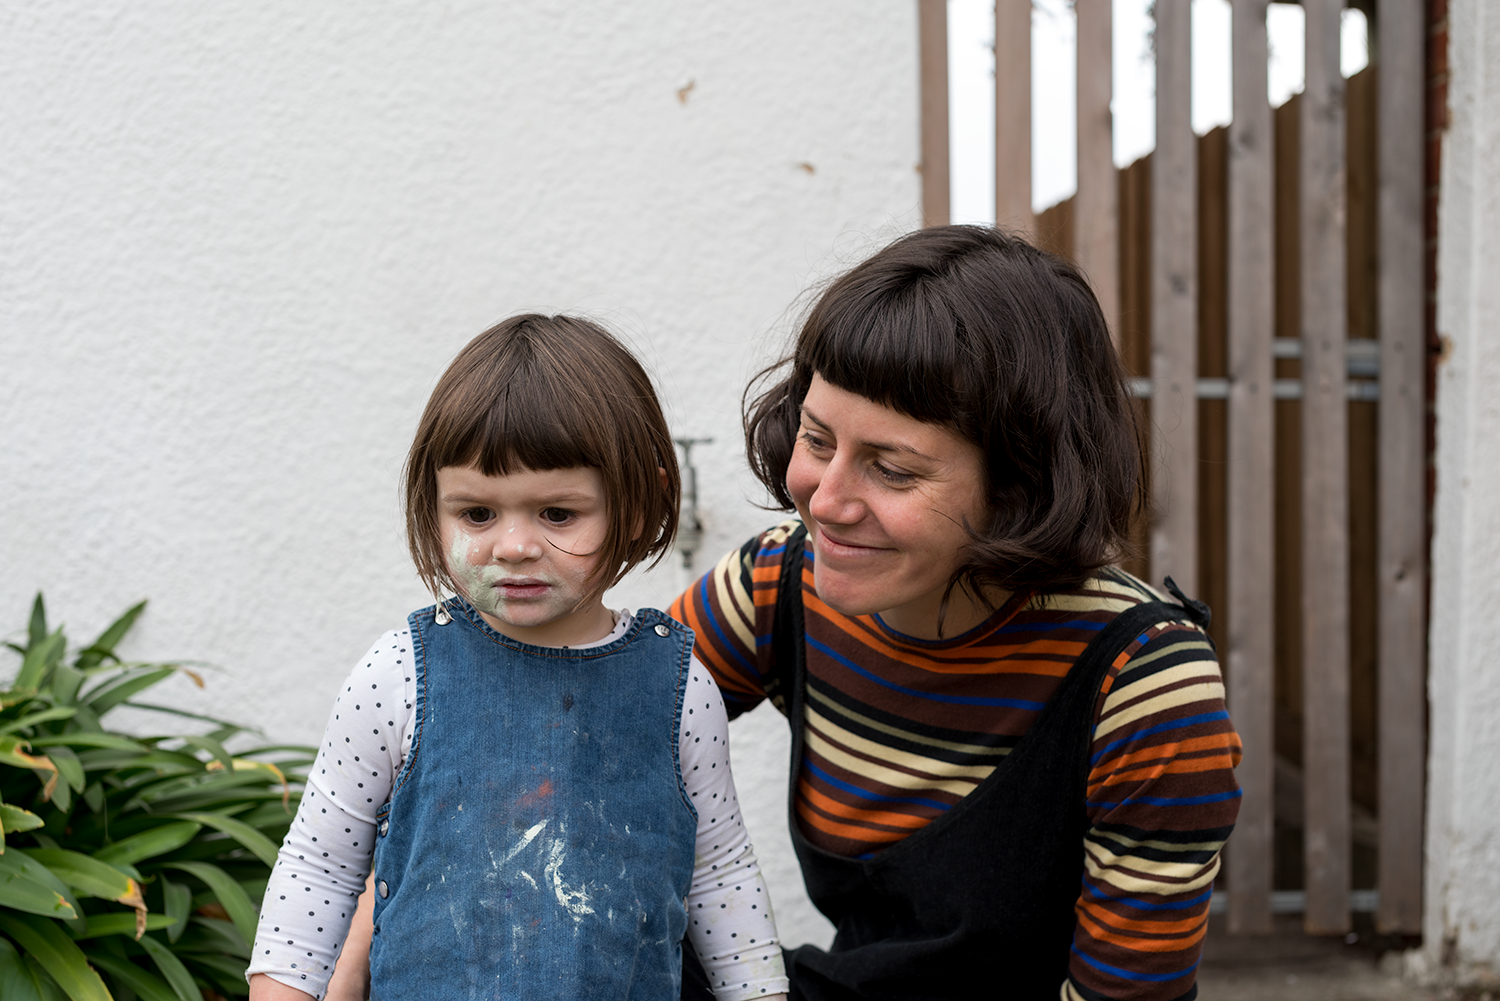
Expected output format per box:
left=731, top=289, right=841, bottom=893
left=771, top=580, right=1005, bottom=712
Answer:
left=473, top=600, right=618, bottom=649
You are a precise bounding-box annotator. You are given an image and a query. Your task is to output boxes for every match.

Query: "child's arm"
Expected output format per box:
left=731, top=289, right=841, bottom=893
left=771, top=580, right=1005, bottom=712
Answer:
left=247, top=630, right=413, bottom=1000
left=323, top=874, right=375, bottom=1001
left=680, top=657, right=791, bottom=1000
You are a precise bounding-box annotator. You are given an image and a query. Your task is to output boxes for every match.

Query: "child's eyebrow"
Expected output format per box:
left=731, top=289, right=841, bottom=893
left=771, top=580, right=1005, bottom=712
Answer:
left=799, top=405, right=935, bottom=460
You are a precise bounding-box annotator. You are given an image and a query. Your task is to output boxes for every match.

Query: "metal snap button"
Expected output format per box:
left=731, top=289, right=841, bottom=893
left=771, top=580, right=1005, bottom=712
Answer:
left=654, top=624, right=670, bottom=637
left=378, top=880, right=389, bottom=898
left=379, top=819, right=389, bottom=836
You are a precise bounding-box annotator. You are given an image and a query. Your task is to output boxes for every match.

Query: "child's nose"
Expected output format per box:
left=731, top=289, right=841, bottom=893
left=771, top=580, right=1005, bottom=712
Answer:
left=490, top=520, right=543, bottom=562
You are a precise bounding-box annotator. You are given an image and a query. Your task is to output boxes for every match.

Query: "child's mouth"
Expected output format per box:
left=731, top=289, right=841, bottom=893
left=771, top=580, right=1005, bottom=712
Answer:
left=495, top=579, right=550, bottom=599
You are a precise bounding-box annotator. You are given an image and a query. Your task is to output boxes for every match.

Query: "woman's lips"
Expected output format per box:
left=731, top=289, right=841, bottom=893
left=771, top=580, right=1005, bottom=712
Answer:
left=815, top=527, right=886, bottom=558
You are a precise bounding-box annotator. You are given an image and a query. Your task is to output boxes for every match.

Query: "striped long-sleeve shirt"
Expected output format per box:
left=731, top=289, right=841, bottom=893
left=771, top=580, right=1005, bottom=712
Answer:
left=669, top=520, right=1242, bottom=1001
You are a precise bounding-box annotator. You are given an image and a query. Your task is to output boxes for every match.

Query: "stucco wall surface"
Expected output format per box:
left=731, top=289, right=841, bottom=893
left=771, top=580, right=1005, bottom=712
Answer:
left=1, top=0, right=923, bottom=947
left=1418, top=0, right=1500, bottom=984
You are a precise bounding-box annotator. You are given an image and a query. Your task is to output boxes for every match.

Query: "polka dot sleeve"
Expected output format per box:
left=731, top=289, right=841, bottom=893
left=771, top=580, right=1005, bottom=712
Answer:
left=246, top=629, right=413, bottom=1000
left=681, top=657, right=791, bottom=1000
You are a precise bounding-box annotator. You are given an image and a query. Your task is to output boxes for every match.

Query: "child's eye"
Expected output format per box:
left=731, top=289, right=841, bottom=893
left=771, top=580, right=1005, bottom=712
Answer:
left=874, top=463, right=915, bottom=486
left=462, top=507, right=495, bottom=526
left=540, top=507, right=575, bottom=526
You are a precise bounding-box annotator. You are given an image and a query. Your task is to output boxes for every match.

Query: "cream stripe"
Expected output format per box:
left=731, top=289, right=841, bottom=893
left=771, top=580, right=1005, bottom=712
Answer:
left=802, top=723, right=978, bottom=798
left=1091, top=827, right=1227, bottom=855
left=1034, top=593, right=1139, bottom=614
left=1085, top=840, right=1222, bottom=884
left=804, top=704, right=995, bottom=781
left=1084, top=850, right=1220, bottom=895
left=713, top=548, right=759, bottom=653
left=805, top=685, right=1010, bottom=758
left=1093, top=680, right=1226, bottom=740
left=1102, top=658, right=1222, bottom=714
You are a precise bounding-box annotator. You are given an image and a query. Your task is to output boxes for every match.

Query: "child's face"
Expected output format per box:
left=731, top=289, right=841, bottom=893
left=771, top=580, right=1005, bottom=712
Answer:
left=436, top=463, right=615, bottom=647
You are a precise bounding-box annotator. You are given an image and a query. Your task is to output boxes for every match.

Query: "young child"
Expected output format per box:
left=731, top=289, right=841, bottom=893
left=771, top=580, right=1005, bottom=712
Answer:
left=247, top=315, right=789, bottom=1001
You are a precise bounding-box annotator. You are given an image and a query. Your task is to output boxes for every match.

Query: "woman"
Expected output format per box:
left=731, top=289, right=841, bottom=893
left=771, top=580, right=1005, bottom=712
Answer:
left=673, top=225, right=1241, bottom=1001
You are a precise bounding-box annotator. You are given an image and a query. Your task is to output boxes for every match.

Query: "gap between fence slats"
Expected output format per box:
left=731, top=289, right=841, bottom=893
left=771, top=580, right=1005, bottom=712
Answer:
left=995, top=0, right=1033, bottom=236
left=1226, top=0, right=1276, bottom=937
left=1376, top=0, right=1428, bottom=936
left=918, top=0, right=950, bottom=228
left=1300, top=0, right=1352, bottom=936
left=1074, top=0, right=1118, bottom=344
left=1150, top=0, right=1197, bottom=595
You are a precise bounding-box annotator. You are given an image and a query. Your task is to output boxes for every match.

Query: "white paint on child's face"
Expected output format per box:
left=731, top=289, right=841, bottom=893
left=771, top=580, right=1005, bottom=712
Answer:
left=437, top=464, right=615, bottom=647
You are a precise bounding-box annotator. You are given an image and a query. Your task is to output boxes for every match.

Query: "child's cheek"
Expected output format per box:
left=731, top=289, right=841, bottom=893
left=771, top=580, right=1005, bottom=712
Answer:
left=447, top=529, right=499, bottom=611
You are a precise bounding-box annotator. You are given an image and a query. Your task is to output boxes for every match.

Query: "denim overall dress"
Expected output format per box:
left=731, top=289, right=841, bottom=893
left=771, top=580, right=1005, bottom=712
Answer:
left=368, top=599, right=699, bottom=1001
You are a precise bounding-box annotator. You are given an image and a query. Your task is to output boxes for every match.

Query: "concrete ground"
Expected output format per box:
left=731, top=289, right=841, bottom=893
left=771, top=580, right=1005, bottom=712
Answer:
left=1196, top=915, right=1494, bottom=1001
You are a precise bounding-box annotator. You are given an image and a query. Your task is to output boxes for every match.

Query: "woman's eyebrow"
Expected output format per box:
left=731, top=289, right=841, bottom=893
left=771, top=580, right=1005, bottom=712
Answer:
left=800, top=405, right=935, bottom=460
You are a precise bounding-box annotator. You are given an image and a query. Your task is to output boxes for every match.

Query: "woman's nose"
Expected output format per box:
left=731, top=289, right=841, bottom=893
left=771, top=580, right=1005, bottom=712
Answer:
left=806, top=458, right=863, bottom=525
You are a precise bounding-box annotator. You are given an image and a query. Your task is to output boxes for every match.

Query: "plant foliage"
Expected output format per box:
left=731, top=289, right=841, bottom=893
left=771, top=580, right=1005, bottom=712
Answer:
left=0, top=595, right=313, bottom=1001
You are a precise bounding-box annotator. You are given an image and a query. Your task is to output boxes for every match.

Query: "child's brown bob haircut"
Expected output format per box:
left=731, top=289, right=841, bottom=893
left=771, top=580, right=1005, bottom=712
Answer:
left=746, top=225, right=1142, bottom=599
left=404, top=314, right=680, bottom=602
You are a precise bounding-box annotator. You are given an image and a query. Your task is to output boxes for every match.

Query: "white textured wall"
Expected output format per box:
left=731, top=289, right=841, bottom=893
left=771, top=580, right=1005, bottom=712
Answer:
left=1419, top=0, right=1500, bottom=985
left=1, top=1, right=924, bottom=947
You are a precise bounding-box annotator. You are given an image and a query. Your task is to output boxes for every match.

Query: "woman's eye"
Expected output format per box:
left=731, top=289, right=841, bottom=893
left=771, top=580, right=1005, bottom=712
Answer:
left=874, top=463, right=915, bottom=486
left=798, top=429, right=832, bottom=452
left=540, top=508, right=575, bottom=526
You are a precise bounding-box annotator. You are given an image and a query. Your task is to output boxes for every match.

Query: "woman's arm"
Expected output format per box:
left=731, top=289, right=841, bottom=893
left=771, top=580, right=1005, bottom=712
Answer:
left=1064, top=618, right=1242, bottom=1001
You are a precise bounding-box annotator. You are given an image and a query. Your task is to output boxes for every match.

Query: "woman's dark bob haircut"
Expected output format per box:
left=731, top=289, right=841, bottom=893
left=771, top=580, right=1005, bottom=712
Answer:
left=746, top=224, right=1142, bottom=599
left=405, top=314, right=680, bottom=602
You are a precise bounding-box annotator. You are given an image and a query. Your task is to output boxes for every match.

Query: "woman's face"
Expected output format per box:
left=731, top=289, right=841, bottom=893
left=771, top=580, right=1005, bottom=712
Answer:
left=786, top=373, right=997, bottom=639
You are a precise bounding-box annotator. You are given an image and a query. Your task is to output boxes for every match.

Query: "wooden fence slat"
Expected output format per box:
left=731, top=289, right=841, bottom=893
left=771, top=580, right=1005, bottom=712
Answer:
left=995, top=0, right=1033, bottom=236
left=1300, top=0, right=1351, bottom=936
left=919, top=0, right=950, bottom=228
left=1226, top=0, right=1275, bottom=935
left=1150, top=0, right=1197, bottom=594
left=1075, top=0, right=1119, bottom=343
left=1377, top=0, right=1428, bottom=936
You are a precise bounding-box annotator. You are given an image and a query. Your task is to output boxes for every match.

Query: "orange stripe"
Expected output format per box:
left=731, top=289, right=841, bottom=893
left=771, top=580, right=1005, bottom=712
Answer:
left=794, top=797, right=912, bottom=845
left=1074, top=907, right=1207, bottom=952
left=1089, top=753, right=1240, bottom=794
left=1094, top=735, right=1234, bottom=773
left=798, top=782, right=931, bottom=831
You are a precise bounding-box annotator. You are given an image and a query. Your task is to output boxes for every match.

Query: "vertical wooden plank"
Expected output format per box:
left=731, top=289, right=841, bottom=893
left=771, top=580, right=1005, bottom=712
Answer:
left=1075, top=0, right=1120, bottom=342
left=1226, top=0, right=1275, bottom=936
left=1377, top=0, right=1428, bottom=936
left=995, top=0, right=1033, bottom=236
left=1300, top=0, right=1351, bottom=936
left=919, top=0, right=951, bottom=228
left=1150, top=0, right=1197, bottom=594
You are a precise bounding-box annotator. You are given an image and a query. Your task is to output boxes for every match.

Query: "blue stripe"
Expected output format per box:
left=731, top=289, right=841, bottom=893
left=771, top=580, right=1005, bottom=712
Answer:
left=1069, top=945, right=1198, bottom=983
left=995, top=618, right=1108, bottom=634
left=761, top=544, right=786, bottom=558
left=803, top=760, right=952, bottom=811
left=1086, top=787, right=1243, bottom=810
left=696, top=573, right=757, bottom=677
left=1083, top=880, right=1212, bottom=912
left=1090, top=710, right=1233, bottom=766
left=808, top=636, right=1046, bottom=710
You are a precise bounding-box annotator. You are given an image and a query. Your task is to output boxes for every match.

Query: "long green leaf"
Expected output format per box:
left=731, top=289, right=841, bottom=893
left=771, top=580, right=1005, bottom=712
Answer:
left=0, top=913, right=111, bottom=1001
left=135, top=934, right=196, bottom=1001
left=48, top=664, right=86, bottom=708
left=14, top=633, right=65, bottom=693
left=0, top=850, right=81, bottom=920
left=115, top=702, right=248, bottom=732
left=20, top=734, right=148, bottom=752
left=0, top=937, right=65, bottom=1001
left=20, top=849, right=139, bottom=904
left=83, top=668, right=177, bottom=717
left=75, top=601, right=147, bottom=670
left=160, top=875, right=190, bottom=943
left=0, top=708, right=79, bottom=739
left=26, top=595, right=47, bottom=651
left=2, top=803, right=46, bottom=835
left=88, top=952, right=177, bottom=1001
left=69, top=913, right=172, bottom=939
left=167, top=812, right=278, bottom=867
left=94, top=822, right=201, bottom=867
left=176, top=736, right=233, bottom=774
left=46, top=746, right=85, bottom=794
left=161, top=861, right=257, bottom=943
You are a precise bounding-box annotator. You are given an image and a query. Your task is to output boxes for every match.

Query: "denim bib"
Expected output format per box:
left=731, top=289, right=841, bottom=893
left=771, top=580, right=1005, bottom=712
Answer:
left=369, top=600, right=698, bottom=1001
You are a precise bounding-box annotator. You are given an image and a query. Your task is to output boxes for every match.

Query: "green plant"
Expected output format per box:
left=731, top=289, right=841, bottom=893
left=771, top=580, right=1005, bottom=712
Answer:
left=0, top=595, right=314, bottom=1001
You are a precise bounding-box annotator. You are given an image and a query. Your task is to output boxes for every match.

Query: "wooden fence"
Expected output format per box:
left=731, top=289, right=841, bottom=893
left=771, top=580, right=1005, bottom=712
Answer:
left=917, top=0, right=1427, bottom=936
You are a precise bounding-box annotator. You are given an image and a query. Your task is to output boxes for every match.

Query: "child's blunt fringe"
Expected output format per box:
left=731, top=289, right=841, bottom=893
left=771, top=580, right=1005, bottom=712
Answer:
left=404, top=314, right=680, bottom=604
